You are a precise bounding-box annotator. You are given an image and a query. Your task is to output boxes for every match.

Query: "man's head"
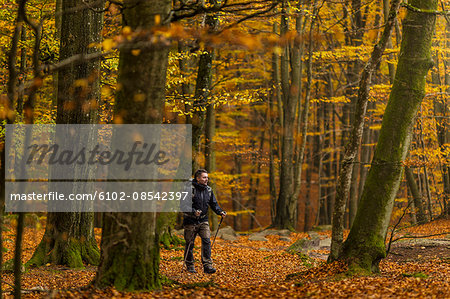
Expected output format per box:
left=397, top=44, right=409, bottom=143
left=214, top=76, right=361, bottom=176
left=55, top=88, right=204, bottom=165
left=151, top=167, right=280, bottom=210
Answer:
left=194, top=169, right=208, bottom=186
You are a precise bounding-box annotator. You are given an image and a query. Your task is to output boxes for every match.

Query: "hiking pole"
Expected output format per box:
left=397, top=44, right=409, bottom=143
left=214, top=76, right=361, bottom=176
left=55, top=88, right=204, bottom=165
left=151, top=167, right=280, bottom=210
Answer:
left=183, top=239, right=194, bottom=272
left=211, top=215, right=224, bottom=249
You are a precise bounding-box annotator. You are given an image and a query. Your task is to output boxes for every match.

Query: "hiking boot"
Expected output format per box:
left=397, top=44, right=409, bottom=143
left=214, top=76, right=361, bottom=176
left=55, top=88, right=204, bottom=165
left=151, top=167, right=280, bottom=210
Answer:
left=204, top=265, right=216, bottom=274
left=186, top=265, right=197, bottom=273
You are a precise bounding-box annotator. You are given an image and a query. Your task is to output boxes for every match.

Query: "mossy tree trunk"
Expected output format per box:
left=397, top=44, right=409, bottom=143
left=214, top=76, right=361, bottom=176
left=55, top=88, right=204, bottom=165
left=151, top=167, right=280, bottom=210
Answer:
left=338, top=0, right=437, bottom=272
left=28, top=213, right=99, bottom=268
left=94, top=0, right=171, bottom=291
left=27, top=0, right=104, bottom=269
left=329, top=0, right=401, bottom=262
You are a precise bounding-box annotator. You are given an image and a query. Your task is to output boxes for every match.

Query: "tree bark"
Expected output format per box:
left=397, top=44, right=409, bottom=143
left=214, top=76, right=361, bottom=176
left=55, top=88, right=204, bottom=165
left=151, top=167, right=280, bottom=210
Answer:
left=434, top=21, right=450, bottom=216
left=383, top=0, right=396, bottom=82
left=338, top=0, right=437, bottom=272
left=1, top=0, right=27, bottom=294
left=192, top=14, right=218, bottom=172
left=347, top=0, right=366, bottom=229
left=329, top=0, right=402, bottom=262
left=405, top=166, right=427, bottom=223
left=274, top=1, right=310, bottom=230
left=205, top=100, right=218, bottom=230
left=28, top=0, right=104, bottom=268
left=269, top=23, right=280, bottom=222
left=94, top=0, right=171, bottom=291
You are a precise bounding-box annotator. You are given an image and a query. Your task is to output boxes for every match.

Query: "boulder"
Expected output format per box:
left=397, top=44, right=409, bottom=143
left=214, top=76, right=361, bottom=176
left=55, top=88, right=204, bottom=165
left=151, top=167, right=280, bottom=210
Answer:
left=217, top=226, right=237, bottom=238
left=286, top=237, right=320, bottom=254
left=312, top=225, right=332, bottom=232
left=249, top=233, right=268, bottom=242
left=260, top=229, right=292, bottom=237
left=319, top=238, right=331, bottom=248
left=307, top=231, right=320, bottom=239
left=221, top=234, right=238, bottom=242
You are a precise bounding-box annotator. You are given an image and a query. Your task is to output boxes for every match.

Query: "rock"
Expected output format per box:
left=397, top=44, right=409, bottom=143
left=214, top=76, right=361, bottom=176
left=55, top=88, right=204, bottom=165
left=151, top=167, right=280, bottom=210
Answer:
left=221, top=234, right=238, bottom=242
left=286, top=237, right=320, bottom=253
left=249, top=233, right=268, bottom=242
left=217, top=226, right=237, bottom=238
left=279, top=236, right=291, bottom=242
left=307, top=231, right=320, bottom=239
left=319, top=238, right=331, bottom=248
left=312, top=225, right=332, bottom=232
left=260, top=229, right=292, bottom=237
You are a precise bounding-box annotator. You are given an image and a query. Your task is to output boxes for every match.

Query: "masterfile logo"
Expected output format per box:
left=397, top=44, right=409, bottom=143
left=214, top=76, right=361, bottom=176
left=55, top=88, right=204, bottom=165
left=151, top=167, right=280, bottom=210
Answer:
left=5, top=124, right=192, bottom=212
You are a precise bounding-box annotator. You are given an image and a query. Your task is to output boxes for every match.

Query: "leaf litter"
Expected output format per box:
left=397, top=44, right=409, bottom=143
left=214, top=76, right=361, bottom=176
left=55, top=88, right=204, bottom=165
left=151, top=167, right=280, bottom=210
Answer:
left=1, top=219, right=448, bottom=298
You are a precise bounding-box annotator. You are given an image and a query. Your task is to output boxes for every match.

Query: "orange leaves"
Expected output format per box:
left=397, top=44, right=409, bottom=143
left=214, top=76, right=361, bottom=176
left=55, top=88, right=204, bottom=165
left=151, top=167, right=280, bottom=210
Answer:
left=2, top=220, right=450, bottom=297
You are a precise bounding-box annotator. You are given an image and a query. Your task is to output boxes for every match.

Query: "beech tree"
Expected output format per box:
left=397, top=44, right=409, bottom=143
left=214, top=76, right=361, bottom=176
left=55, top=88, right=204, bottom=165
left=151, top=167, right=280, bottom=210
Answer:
left=338, top=0, right=438, bottom=272
left=329, top=0, right=401, bottom=261
left=272, top=1, right=309, bottom=230
left=94, top=0, right=171, bottom=290
left=27, top=0, right=104, bottom=268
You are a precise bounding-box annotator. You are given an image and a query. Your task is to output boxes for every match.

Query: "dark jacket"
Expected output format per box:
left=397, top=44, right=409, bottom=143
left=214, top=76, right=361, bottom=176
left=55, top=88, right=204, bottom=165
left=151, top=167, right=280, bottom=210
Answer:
left=183, top=180, right=223, bottom=225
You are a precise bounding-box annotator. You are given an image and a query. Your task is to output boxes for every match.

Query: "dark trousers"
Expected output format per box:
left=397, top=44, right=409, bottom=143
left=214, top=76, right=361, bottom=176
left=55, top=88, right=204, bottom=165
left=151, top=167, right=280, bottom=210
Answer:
left=183, top=222, right=213, bottom=268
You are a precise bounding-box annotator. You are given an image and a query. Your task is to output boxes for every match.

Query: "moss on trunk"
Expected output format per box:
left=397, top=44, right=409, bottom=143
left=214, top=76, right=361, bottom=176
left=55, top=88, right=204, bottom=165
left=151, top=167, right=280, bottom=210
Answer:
left=95, top=212, right=160, bottom=291
left=94, top=0, right=171, bottom=291
left=27, top=213, right=100, bottom=268
left=158, top=213, right=183, bottom=249
left=338, top=0, right=437, bottom=272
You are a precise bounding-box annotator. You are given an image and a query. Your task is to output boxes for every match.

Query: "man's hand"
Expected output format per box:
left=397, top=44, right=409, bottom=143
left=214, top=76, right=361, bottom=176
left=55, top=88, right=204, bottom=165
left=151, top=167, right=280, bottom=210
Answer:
left=194, top=210, right=201, bottom=217
left=221, top=211, right=227, bottom=218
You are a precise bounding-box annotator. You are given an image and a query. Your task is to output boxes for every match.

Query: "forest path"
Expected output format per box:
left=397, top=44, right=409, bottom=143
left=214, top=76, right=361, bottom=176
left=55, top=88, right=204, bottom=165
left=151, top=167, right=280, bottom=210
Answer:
left=0, top=218, right=449, bottom=298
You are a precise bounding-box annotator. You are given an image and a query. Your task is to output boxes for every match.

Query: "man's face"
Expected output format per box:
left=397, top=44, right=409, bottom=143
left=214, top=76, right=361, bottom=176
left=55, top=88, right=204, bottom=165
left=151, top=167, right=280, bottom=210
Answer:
left=197, top=172, right=208, bottom=185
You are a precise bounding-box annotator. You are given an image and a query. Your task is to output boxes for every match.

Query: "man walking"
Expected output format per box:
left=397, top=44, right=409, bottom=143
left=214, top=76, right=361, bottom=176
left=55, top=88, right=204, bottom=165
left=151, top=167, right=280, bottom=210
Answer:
left=183, top=169, right=226, bottom=274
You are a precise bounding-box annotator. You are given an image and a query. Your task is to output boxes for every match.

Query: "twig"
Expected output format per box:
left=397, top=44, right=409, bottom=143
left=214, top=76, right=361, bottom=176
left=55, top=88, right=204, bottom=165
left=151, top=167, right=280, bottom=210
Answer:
left=392, top=232, right=450, bottom=243
left=386, top=198, right=414, bottom=256
left=2, top=281, right=49, bottom=293
left=401, top=1, right=450, bottom=15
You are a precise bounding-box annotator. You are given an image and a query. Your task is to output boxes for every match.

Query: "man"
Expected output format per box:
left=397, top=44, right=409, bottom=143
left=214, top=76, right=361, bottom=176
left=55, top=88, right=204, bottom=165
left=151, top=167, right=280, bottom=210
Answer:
left=183, top=169, right=226, bottom=274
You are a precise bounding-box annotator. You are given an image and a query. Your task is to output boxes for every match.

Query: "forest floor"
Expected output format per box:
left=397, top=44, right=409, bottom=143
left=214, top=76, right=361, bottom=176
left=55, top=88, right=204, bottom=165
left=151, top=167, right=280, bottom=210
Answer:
left=1, top=218, right=449, bottom=298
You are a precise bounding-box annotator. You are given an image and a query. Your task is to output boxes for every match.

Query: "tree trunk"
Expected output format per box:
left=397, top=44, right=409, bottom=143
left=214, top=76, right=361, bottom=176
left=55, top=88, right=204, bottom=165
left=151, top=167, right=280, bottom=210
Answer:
left=192, top=14, right=218, bottom=172
left=274, top=3, right=301, bottom=229
left=304, top=147, right=313, bottom=231
left=434, top=22, right=450, bottom=216
left=248, top=111, right=265, bottom=229
left=205, top=101, right=218, bottom=230
left=28, top=0, right=104, bottom=268
left=2, top=0, right=27, bottom=294
left=274, top=1, right=312, bottom=229
left=269, top=23, right=280, bottom=222
left=232, top=147, right=243, bottom=231
left=358, top=121, right=372, bottom=201
left=94, top=0, right=171, bottom=291
left=13, top=213, right=24, bottom=299
left=16, top=26, right=26, bottom=117
left=444, top=21, right=450, bottom=216
left=405, top=166, right=427, bottom=223
left=417, top=109, right=434, bottom=220
left=329, top=0, right=402, bottom=262
left=339, top=0, right=437, bottom=272
left=383, top=0, right=396, bottom=82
